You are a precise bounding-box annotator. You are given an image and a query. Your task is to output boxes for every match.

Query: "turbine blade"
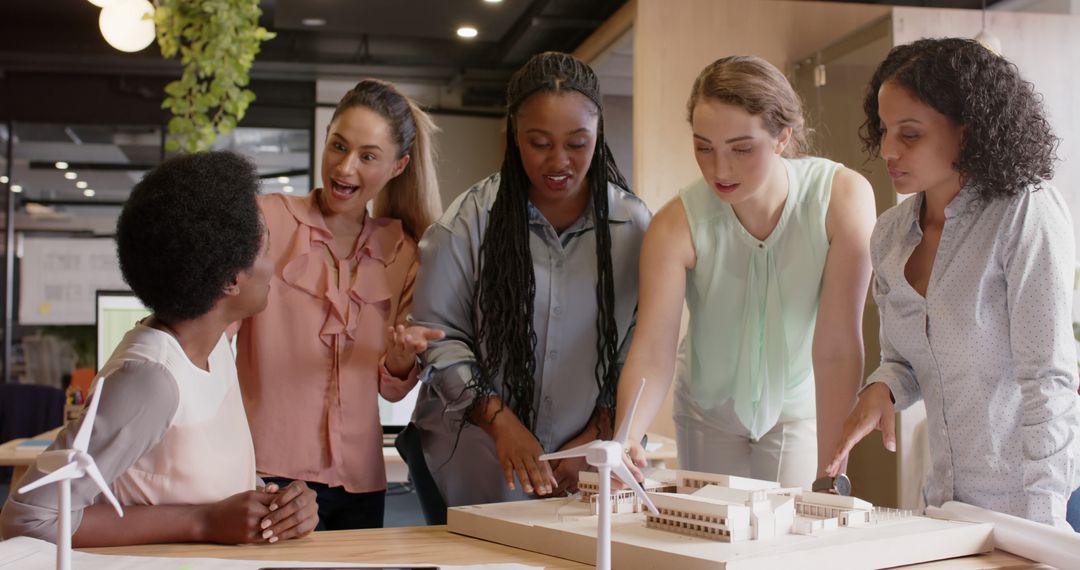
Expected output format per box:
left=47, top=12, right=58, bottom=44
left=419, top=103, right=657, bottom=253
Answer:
left=83, top=462, right=124, bottom=518
left=612, top=460, right=658, bottom=514
left=615, top=378, right=647, bottom=446
left=539, top=441, right=596, bottom=462
left=18, top=462, right=80, bottom=494
left=73, top=378, right=106, bottom=452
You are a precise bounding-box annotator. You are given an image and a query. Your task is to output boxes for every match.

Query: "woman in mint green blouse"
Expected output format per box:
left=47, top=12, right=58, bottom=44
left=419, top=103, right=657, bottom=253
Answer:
left=615, top=56, right=877, bottom=488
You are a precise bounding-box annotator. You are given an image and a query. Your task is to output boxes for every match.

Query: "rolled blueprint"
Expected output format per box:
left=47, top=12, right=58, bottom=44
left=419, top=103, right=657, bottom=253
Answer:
left=925, top=501, right=1079, bottom=569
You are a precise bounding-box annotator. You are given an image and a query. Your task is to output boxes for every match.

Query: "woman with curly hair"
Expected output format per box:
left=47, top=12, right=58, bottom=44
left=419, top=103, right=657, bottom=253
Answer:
left=235, top=79, right=444, bottom=530
left=409, top=52, right=651, bottom=513
left=1, top=151, right=318, bottom=545
left=615, top=55, right=877, bottom=490
left=827, top=38, right=1080, bottom=530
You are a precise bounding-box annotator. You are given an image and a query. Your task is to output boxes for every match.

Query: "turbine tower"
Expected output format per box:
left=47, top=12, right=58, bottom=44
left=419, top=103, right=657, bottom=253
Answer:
left=19, top=378, right=125, bottom=570
left=540, top=378, right=657, bottom=570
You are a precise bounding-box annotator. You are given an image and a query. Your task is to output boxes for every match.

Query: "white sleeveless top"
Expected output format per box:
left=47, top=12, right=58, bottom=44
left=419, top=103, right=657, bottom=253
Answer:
left=0, top=324, right=257, bottom=541
left=100, top=325, right=257, bottom=506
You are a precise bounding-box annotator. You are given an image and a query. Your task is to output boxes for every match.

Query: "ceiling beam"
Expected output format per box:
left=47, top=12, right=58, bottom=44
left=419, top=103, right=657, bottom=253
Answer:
left=574, top=0, right=635, bottom=63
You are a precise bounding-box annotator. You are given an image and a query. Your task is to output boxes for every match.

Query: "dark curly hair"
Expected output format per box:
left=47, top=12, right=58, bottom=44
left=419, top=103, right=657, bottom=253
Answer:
left=116, top=151, right=263, bottom=322
left=861, top=37, right=1057, bottom=199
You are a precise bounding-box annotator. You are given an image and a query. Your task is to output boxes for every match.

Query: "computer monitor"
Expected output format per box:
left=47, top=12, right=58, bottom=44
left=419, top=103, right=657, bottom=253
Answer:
left=95, top=290, right=152, bottom=370
left=379, top=385, right=419, bottom=436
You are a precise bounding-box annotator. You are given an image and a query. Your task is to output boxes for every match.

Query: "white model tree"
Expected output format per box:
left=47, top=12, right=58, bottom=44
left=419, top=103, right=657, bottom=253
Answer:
left=18, top=378, right=124, bottom=570
left=540, top=378, right=658, bottom=570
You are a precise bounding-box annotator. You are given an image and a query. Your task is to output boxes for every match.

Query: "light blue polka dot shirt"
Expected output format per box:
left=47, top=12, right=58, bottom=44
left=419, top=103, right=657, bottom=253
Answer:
left=867, top=182, right=1080, bottom=529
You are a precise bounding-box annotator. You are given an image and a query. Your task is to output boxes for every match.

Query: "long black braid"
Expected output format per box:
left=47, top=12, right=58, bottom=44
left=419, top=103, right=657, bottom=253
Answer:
left=465, top=52, right=630, bottom=434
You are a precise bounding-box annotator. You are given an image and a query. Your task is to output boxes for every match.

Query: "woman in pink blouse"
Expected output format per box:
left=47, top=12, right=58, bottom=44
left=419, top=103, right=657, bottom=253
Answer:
left=236, top=79, right=444, bottom=530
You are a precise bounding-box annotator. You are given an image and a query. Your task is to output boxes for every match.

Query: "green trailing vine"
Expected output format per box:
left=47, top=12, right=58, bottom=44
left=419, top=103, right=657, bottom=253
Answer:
left=153, top=0, right=275, bottom=152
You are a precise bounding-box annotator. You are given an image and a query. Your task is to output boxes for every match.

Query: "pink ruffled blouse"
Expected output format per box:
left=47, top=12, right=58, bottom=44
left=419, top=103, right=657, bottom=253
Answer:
left=236, top=191, right=419, bottom=493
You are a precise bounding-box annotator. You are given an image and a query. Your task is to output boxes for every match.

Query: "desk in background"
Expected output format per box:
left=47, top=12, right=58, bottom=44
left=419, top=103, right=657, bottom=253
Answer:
left=0, top=426, right=62, bottom=488
left=0, top=428, right=408, bottom=488
left=642, top=432, right=677, bottom=468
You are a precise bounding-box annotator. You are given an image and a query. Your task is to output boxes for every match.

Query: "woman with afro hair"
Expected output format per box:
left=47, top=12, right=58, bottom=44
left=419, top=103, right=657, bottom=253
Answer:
left=1, top=151, right=318, bottom=546
left=828, top=38, right=1080, bottom=530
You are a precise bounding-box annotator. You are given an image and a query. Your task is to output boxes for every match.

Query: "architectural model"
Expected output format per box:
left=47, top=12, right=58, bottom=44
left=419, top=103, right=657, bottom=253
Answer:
left=581, top=468, right=879, bottom=541
left=577, top=469, right=675, bottom=515
left=448, top=467, right=991, bottom=570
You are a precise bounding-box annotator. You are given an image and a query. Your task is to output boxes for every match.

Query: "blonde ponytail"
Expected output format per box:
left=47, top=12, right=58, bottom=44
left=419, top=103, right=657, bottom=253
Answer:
left=374, top=98, right=441, bottom=241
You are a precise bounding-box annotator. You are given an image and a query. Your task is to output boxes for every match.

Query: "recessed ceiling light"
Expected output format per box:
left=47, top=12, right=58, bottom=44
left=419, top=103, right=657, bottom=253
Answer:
left=83, top=189, right=96, bottom=198
left=302, top=18, right=326, bottom=27
left=484, top=0, right=503, bottom=3
left=277, top=176, right=290, bottom=184
left=283, top=185, right=294, bottom=193
left=55, top=161, right=69, bottom=170
left=457, top=26, right=478, bottom=39
left=76, top=181, right=88, bottom=189
left=10, top=184, right=22, bottom=193
left=0, top=176, right=7, bottom=184
left=64, top=172, right=78, bottom=180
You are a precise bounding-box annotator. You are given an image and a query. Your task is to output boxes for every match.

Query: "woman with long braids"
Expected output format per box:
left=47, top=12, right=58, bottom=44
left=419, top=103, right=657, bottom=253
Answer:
left=616, top=56, right=876, bottom=490
left=410, top=52, right=651, bottom=509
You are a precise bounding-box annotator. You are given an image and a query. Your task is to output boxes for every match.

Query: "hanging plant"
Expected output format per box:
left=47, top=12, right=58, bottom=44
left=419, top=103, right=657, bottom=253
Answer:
left=153, top=0, right=275, bottom=153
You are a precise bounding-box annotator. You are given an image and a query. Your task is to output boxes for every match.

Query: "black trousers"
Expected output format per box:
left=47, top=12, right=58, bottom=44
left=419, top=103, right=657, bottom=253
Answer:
left=263, top=477, right=385, bottom=530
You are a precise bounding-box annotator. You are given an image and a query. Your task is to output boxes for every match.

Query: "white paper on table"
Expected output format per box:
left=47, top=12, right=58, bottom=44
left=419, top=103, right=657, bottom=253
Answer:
left=926, top=500, right=1080, bottom=570
left=0, top=537, right=541, bottom=570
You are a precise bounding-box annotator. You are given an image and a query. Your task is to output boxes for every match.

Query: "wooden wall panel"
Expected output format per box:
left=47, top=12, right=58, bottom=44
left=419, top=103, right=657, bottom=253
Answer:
left=892, top=6, right=1080, bottom=261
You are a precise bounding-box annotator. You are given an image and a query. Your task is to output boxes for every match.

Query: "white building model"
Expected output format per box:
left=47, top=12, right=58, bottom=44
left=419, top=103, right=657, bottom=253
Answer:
left=580, top=468, right=878, bottom=542
left=578, top=470, right=676, bottom=515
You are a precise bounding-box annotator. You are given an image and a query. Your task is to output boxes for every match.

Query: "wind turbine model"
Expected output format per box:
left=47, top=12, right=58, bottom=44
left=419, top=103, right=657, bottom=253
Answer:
left=540, top=378, right=658, bottom=570
left=19, top=378, right=124, bottom=570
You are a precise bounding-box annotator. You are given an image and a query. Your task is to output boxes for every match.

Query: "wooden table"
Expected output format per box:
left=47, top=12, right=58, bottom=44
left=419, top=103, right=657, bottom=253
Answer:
left=80, top=525, right=1045, bottom=569
left=4, top=430, right=1050, bottom=569
left=84, top=525, right=590, bottom=568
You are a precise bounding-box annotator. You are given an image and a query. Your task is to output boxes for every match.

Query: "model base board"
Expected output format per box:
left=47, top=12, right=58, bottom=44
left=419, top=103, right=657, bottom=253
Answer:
left=448, top=497, right=994, bottom=570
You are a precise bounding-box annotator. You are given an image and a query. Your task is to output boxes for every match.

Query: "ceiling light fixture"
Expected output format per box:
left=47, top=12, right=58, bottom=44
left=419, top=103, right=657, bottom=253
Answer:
left=484, top=0, right=504, bottom=3
left=99, top=0, right=156, bottom=53
left=10, top=185, right=22, bottom=193
left=283, top=185, right=294, bottom=193
left=457, top=26, right=479, bottom=39
left=64, top=172, right=78, bottom=180
left=302, top=18, right=326, bottom=27
left=277, top=176, right=290, bottom=184
left=84, top=189, right=96, bottom=198
left=55, top=161, right=69, bottom=170
left=0, top=176, right=8, bottom=184
left=76, top=181, right=88, bottom=189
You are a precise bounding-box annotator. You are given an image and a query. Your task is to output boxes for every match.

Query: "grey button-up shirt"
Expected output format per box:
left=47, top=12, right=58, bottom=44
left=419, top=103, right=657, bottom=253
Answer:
left=868, top=183, right=1080, bottom=528
left=410, top=173, right=651, bottom=506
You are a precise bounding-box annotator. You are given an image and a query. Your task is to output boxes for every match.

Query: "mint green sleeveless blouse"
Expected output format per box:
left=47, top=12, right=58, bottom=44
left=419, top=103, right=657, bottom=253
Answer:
left=679, top=156, right=839, bottom=439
